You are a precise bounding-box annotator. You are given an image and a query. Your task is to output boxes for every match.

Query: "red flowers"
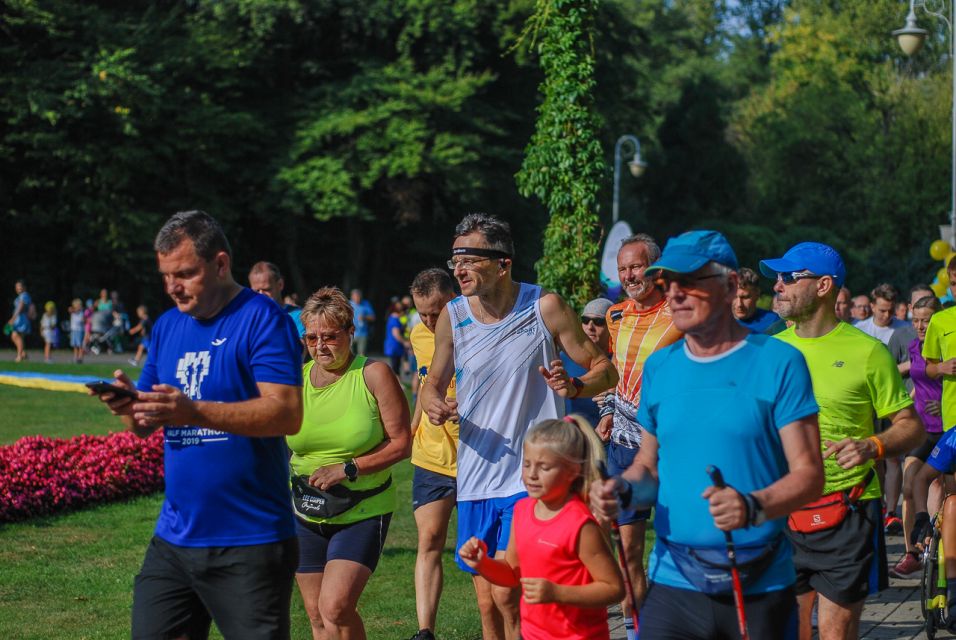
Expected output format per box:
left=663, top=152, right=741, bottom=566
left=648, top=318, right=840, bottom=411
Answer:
left=0, top=431, right=164, bottom=522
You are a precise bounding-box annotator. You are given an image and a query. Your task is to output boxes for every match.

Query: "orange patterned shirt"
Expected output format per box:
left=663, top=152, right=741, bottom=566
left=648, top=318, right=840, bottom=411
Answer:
left=607, top=297, right=683, bottom=446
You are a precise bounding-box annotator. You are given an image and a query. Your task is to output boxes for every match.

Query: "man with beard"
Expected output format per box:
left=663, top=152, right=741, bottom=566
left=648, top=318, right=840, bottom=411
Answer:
left=597, top=234, right=683, bottom=637
left=761, top=242, right=923, bottom=640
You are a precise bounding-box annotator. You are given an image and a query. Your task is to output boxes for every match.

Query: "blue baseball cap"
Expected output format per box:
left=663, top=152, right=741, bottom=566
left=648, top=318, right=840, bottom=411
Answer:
left=646, top=230, right=739, bottom=274
left=759, top=242, right=846, bottom=287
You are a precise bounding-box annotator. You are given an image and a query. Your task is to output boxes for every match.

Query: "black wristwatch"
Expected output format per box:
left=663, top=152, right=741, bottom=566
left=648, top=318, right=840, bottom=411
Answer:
left=744, top=493, right=766, bottom=527
left=344, top=459, right=359, bottom=482
left=569, top=376, right=584, bottom=398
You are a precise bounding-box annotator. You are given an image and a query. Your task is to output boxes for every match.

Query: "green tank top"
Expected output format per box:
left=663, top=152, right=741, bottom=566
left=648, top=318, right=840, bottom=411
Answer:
left=287, top=356, right=395, bottom=525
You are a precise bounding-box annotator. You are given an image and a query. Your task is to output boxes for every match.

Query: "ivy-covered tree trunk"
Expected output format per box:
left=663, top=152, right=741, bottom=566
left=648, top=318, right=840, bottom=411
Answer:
left=516, top=0, right=605, bottom=311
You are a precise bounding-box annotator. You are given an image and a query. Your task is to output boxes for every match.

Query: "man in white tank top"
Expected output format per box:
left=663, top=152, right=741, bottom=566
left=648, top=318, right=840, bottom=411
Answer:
left=421, top=213, right=618, bottom=640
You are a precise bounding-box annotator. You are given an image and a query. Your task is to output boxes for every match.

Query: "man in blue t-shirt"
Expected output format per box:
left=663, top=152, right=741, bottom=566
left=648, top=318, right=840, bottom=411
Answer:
left=93, top=210, right=303, bottom=639
left=733, top=267, right=785, bottom=334
left=350, top=288, right=375, bottom=356
left=590, top=230, right=824, bottom=640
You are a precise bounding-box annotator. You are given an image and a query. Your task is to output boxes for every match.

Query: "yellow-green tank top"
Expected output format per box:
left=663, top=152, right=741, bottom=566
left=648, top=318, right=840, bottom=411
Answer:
left=286, top=356, right=395, bottom=525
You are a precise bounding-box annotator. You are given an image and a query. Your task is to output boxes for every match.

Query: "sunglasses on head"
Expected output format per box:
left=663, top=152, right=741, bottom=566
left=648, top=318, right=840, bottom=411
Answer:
left=582, top=316, right=606, bottom=327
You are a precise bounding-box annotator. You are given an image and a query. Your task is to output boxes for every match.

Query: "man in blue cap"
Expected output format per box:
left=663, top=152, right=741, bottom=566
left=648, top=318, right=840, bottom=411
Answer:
left=591, top=230, right=824, bottom=639
left=760, top=241, right=923, bottom=640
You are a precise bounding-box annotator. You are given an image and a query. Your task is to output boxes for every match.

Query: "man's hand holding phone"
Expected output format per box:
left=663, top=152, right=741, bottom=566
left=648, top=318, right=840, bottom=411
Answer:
left=86, top=370, right=139, bottom=416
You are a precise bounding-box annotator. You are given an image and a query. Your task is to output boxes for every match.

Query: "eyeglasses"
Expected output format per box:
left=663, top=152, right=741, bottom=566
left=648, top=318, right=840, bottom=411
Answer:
left=582, top=316, right=607, bottom=327
left=653, top=272, right=724, bottom=291
left=776, top=271, right=823, bottom=285
left=446, top=257, right=492, bottom=270
left=304, top=330, right=347, bottom=347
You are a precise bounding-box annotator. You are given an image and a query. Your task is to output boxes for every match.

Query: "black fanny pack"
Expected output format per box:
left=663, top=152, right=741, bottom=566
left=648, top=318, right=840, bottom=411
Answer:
left=660, top=533, right=782, bottom=595
left=291, top=474, right=392, bottom=519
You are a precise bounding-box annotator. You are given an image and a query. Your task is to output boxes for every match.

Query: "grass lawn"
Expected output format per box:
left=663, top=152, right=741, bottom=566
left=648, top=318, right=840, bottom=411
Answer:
left=0, top=377, right=484, bottom=639
left=0, top=372, right=653, bottom=639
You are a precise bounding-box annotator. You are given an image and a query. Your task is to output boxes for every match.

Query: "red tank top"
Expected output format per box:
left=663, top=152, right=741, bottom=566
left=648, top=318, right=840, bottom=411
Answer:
left=514, top=495, right=610, bottom=640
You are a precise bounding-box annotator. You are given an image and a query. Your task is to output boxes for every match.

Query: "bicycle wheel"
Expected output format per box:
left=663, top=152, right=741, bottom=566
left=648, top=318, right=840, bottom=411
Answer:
left=922, top=526, right=944, bottom=639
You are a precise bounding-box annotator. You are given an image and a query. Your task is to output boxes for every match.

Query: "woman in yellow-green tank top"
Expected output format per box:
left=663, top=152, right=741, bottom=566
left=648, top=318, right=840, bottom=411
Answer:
left=287, top=287, right=411, bottom=640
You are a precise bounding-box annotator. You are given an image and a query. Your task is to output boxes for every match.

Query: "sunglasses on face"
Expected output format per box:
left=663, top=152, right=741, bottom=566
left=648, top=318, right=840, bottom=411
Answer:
left=582, top=316, right=606, bottom=327
left=446, top=257, right=492, bottom=270
left=776, top=271, right=823, bottom=285
left=304, top=329, right=347, bottom=347
left=653, top=272, right=723, bottom=291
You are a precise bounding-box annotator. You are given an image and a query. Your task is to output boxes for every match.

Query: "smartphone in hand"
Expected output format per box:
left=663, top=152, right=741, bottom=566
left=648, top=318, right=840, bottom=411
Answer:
left=85, top=380, right=138, bottom=400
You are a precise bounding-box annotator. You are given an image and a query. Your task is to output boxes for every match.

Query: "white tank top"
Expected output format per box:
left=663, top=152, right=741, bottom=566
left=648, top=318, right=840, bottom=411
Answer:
left=449, top=282, right=564, bottom=500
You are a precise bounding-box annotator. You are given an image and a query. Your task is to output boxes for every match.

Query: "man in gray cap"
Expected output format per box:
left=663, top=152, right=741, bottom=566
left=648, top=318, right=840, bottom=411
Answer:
left=596, top=234, right=684, bottom=633
left=592, top=230, right=823, bottom=639
left=761, top=241, right=923, bottom=640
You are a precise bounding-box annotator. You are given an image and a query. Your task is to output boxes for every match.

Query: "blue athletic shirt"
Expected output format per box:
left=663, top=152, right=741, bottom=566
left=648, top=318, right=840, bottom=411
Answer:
left=138, top=287, right=302, bottom=547
left=927, top=428, right=956, bottom=474
left=637, top=333, right=818, bottom=594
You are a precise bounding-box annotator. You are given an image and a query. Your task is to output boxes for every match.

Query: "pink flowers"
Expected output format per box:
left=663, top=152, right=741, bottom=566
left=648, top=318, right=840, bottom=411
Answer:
left=0, top=431, right=164, bottom=522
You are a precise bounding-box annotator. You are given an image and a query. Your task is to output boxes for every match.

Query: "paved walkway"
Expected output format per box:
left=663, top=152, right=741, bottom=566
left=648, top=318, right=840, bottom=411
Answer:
left=607, top=535, right=945, bottom=639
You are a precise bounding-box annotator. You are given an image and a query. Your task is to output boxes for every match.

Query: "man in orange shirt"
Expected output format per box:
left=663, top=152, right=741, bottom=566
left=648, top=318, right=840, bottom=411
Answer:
left=598, top=233, right=683, bottom=638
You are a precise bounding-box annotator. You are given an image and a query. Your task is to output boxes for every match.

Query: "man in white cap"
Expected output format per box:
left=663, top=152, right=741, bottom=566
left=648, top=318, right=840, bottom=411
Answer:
left=560, top=297, right=614, bottom=426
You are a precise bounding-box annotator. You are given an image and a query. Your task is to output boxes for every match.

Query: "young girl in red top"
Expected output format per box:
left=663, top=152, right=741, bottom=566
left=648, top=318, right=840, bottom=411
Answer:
left=459, top=415, right=625, bottom=640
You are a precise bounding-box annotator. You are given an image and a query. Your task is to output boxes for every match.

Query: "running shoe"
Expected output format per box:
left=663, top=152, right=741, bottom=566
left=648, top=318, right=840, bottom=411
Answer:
left=407, top=630, right=436, bottom=640
left=884, top=513, right=903, bottom=535
left=889, top=551, right=921, bottom=578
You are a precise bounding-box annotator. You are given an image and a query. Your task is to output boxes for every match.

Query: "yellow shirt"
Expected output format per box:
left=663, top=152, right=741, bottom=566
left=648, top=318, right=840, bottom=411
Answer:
left=775, top=322, right=912, bottom=498
left=409, top=322, right=458, bottom=476
left=923, top=307, right=956, bottom=431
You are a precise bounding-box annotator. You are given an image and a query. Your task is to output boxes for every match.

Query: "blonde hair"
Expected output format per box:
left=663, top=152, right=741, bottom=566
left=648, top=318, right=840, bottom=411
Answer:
left=525, top=415, right=606, bottom=501
left=301, top=286, right=354, bottom=330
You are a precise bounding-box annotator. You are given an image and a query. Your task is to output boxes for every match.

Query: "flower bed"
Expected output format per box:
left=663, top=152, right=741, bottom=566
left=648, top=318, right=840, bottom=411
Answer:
left=0, top=431, right=164, bottom=522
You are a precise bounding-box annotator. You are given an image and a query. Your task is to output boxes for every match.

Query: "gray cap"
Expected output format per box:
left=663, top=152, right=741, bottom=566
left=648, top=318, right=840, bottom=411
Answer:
left=582, top=298, right=614, bottom=319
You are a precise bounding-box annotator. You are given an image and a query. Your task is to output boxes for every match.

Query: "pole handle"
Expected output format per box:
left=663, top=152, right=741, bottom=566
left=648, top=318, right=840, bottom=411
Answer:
left=707, top=465, right=726, bottom=489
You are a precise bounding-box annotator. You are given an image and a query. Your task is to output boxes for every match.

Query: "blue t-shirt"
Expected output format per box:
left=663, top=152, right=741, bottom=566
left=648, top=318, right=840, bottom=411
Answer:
left=637, top=333, right=818, bottom=595
left=384, top=314, right=405, bottom=356
left=351, top=300, right=375, bottom=338
left=738, top=308, right=785, bottom=335
left=284, top=304, right=305, bottom=338
left=560, top=351, right=602, bottom=426
left=928, top=428, right=956, bottom=474
left=138, top=287, right=302, bottom=547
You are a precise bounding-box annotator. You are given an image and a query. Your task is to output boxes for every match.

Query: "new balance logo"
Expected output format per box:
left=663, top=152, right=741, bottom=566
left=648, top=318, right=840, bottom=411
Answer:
left=832, top=361, right=845, bottom=368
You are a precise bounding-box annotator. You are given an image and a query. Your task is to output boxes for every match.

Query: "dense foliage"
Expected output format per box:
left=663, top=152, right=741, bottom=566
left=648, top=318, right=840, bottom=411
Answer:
left=0, top=0, right=948, bottom=316
left=517, top=0, right=605, bottom=307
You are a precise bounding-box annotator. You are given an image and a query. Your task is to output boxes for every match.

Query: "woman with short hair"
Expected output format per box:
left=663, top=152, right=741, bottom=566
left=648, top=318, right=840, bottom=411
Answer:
left=288, top=286, right=411, bottom=640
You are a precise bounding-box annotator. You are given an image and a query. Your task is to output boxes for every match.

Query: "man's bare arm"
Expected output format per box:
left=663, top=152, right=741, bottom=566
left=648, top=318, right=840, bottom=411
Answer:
left=539, top=292, right=618, bottom=397
left=420, top=309, right=457, bottom=424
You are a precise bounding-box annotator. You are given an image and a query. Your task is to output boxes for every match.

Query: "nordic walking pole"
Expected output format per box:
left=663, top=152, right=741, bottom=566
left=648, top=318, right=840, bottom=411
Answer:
left=597, top=460, right=640, bottom=635
left=706, top=465, right=750, bottom=640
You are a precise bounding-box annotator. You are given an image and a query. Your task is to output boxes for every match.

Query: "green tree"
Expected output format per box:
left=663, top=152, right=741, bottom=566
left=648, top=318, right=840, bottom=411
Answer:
left=516, top=0, right=605, bottom=310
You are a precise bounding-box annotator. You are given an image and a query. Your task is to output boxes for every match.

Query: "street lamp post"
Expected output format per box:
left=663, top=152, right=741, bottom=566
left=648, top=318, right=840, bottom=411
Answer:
left=894, top=0, right=956, bottom=247
left=612, top=134, right=647, bottom=224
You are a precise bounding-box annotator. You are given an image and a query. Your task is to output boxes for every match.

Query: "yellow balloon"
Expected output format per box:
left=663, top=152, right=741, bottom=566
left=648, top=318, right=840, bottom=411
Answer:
left=931, top=239, right=952, bottom=261
left=932, top=282, right=948, bottom=297
left=940, top=268, right=952, bottom=285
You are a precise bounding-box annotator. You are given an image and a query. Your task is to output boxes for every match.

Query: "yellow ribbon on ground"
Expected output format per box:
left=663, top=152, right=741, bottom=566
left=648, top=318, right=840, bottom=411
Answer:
left=0, top=375, right=88, bottom=393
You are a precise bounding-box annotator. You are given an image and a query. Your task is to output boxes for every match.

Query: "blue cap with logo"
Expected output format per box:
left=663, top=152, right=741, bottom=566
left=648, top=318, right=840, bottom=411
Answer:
left=759, top=242, right=846, bottom=287
left=646, top=230, right=739, bottom=275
